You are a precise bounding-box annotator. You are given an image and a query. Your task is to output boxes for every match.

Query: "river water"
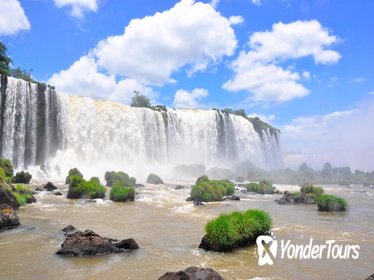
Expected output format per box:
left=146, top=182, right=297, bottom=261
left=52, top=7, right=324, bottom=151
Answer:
left=0, top=183, right=373, bottom=280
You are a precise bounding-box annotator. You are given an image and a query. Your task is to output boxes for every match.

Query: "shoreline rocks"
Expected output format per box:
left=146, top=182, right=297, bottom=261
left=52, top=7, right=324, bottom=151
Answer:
left=56, top=229, right=139, bottom=256
left=0, top=204, right=20, bottom=230
left=158, top=266, right=223, bottom=280
left=0, top=185, right=20, bottom=209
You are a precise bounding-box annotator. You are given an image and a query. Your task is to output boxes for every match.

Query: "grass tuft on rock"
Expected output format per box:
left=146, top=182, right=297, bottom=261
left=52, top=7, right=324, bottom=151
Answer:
left=246, top=180, right=276, bottom=194
left=317, top=194, right=347, bottom=211
left=67, top=173, right=106, bottom=199
left=110, top=183, right=135, bottom=202
left=190, top=177, right=235, bottom=202
left=202, top=209, right=272, bottom=251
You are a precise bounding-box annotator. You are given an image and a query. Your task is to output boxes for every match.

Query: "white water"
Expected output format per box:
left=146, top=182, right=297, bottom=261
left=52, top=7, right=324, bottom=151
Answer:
left=0, top=76, right=281, bottom=181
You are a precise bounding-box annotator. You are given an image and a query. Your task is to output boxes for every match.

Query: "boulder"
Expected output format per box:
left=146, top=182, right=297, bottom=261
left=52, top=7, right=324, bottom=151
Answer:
left=175, top=185, right=187, bottom=190
left=135, top=183, right=145, bottom=188
left=0, top=185, right=20, bottom=209
left=54, top=192, right=63, bottom=196
left=43, top=182, right=57, bottom=191
left=158, top=266, right=223, bottom=280
left=0, top=204, right=20, bottom=230
left=12, top=171, right=32, bottom=184
left=223, top=195, right=240, bottom=201
left=193, top=200, right=204, bottom=206
left=35, top=187, right=43, bottom=192
left=365, top=274, right=374, bottom=280
left=146, top=173, right=164, bottom=185
left=61, top=225, right=76, bottom=235
left=56, top=229, right=139, bottom=256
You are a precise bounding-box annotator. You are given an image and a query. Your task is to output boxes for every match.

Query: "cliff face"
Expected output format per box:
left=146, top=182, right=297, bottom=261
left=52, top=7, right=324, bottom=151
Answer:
left=0, top=75, right=281, bottom=171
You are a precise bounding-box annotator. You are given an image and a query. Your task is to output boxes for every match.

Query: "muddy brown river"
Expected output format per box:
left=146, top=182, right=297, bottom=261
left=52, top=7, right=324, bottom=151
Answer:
left=0, top=183, right=373, bottom=280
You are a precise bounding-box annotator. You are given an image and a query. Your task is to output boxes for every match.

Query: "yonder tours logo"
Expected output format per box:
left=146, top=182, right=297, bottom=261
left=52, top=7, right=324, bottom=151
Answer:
left=256, top=232, right=360, bottom=266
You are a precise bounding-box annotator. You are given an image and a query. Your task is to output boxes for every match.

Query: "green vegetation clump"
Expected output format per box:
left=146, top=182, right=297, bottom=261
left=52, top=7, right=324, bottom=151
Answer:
left=65, top=168, right=83, bottom=184
left=203, top=209, right=272, bottom=251
left=131, top=92, right=151, bottom=108
left=110, top=183, right=135, bottom=202
left=317, top=194, right=348, bottom=211
left=66, top=172, right=106, bottom=199
left=105, top=171, right=136, bottom=187
left=12, top=171, right=32, bottom=184
left=300, top=185, right=324, bottom=197
left=190, top=177, right=235, bottom=202
left=246, top=180, right=276, bottom=194
left=0, top=158, right=13, bottom=178
left=13, top=185, right=33, bottom=205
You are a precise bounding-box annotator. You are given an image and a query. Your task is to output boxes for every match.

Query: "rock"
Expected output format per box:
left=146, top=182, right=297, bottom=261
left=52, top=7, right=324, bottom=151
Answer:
left=56, top=229, right=139, bottom=256
left=0, top=204, right=20, bottom=230
left=223, top=195, right=240, bottom=201
left=365, top=273, right=374, bottom=280
left=26, top=195, right=37, bottom=203
left=158, top=266, right=223, bottom=280
left=54, top=192, right=63, bottom=196
left=114, top=238, right=139, bottom=250
left=35, top=187, right=43, bottom=192
left=0, top=185, right=20, bottom=209
left=61, top=225, right=76, bottom=235
left=146, top=173, right=164, bottom=185
left=199, top=235, right=222, bottom=252
left=135, top=183, right=145, bottom=188
left=175, top=185, right=187, bottom=190
left=12, top=171, right=32, bottom=184
left=43, top=182, right=57, bottom=191
left=193, top=200, right=204, bottom=206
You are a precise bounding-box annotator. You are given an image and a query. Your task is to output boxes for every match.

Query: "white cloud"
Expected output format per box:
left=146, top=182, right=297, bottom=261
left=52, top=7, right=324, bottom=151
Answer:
left=210, top=0, right=220, bottom=8
left=352, top=77, right=365, bottom=83
left=302, top=71, right=311, bottom=79
left=49, top=55, right=157, bottom=104
left=248, top=113, right=275, bottom=124
left=281, top=98, right=374, bottom=171
left=251, top=0, right=264, bottom=6
left=94, top=0, right=237, bottom=85
left=223, top=20, right=341, bottom=104
left=53, top=0, right=98, bottom=18
left=173, top=88, right=208, bottom=109
left=229, top=16, right=244, bottom=25
left=0, top=0, right=30, bottom=36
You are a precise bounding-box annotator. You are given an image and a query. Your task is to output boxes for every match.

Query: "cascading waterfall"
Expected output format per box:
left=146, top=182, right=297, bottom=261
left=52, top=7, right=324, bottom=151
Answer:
left=0, top=76, right=281, bottom=179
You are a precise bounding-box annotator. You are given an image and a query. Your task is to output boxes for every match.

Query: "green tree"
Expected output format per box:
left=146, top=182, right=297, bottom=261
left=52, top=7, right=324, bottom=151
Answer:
left=0, top=42, right=12, bottom=76
left=131, top=91, right=151, bottom=108
left=10, top=67, right=34, bottom=82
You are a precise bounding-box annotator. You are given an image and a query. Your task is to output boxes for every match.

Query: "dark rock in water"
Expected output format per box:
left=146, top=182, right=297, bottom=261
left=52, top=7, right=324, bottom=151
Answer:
left=135, top=183, right=145, bottom=188
left=146, top=173, right=164, bottom=184
left=56, top=229, right=139, bottom=256
left=175, top=185, right=187, bottom=190
left=193, top=200, right=204, bottom=206
left=0, top=185, right=20, bottom=209
left=54, top=192, right=63, bottom=196
left=114, top=238, right=139, bottom=250
left=26, top=195, right=37, bottom=204
left=186, top=197, right=193, bottom=201
left=277, top=191, right=315, bottom=205
left=365, top=273, right=374, bottom=280
left=0, top=204, right=20, bottom=230
left=43, top=182, right=57, bottom=191
left=223, top=195, right=240, bottom=201
left=158, top=266, right=223, bottom=280
left=61, top=225, right=76, bottom=235
left=35, top=187, right=43, bottom=192
left=199, top=235, right=222, bottom=252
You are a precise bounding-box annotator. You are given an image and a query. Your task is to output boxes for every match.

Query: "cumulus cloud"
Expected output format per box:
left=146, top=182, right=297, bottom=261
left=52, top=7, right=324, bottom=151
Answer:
left=229, top=16, right=244, bottom=25
left=53, top=0, right=99, bottom=18
left=0, top=0, right=30, bottom=36
left=49, top=55, right=157, bottom=104
left=223, top=20, right=341, bottom=104
left=94, top=0, right=237, bottom=85
left=173, top=88, right=208, bottom=109
left=281, top=98, right=374, bottom=171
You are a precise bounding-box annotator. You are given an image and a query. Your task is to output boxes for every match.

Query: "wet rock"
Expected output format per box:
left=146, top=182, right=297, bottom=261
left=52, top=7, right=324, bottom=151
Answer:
left=0, top=204, right=20, bottom=230
left=277, top=191, right=315, bottom=205
left=223, top=195, right=240, bottom=201
left=193, top=200, right=204, bottom=206
left=365, top=273, right=374, bottom=280
left=61, top=225, right=76, bottom=235
left=56, top=229, right=139, bottom=256
left=26, top=195, right=37, bottom=204
left=158, top=266, right=223, bottom=280
left=43, top=182, right=57, bottom=191
left=135, top=183, right=145, bottom=188
left=0, top=185, right=20, bottom=209
left=35, top=187, right=43, bottom=192
left=12, top=171, right=32, bottom=184
left=175, top=185, right=187, bottom=190
left=146, top=173, right=164, bottom=185
left=54, top=192, right=63, bottom=196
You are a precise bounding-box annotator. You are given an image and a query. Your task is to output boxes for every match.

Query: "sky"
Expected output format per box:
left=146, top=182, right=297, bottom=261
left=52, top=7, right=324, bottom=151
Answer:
left=0, top=0, right=373, bottom=171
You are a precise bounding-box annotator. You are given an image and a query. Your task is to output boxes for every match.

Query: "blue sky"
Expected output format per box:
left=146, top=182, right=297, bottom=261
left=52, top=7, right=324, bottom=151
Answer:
left=1, top=0, right=374, bottom=170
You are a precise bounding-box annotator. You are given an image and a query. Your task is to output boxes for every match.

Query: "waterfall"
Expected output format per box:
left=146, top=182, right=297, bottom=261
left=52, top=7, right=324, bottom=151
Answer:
left=0, top=76, right=281, bottom=179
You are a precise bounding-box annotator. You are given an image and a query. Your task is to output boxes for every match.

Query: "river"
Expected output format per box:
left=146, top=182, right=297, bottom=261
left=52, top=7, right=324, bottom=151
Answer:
left=0, top=183, right=373, bottom=279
